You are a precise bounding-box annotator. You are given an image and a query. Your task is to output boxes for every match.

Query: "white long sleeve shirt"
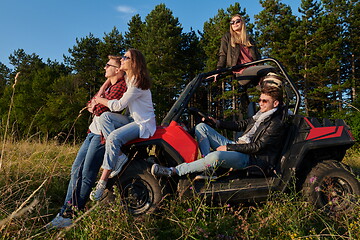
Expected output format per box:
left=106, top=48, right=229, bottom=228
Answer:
left=107, top=79, right=156, bottom=138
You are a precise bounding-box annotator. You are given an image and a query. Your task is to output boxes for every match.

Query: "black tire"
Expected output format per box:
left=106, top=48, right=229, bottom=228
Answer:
left=302, top=160, right=360, bottom=214
left=114, top=161, right=163, bottom=215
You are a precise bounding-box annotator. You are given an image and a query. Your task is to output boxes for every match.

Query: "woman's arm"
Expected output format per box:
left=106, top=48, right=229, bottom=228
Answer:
left=95, top=86, right=142, bottom=112
left=217, top=32, right=230, bottom=69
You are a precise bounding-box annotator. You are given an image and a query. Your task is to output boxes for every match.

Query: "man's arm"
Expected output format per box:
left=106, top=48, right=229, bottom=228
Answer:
left=92, top=80, right=127, bottom=116
left=217, top=118, right=251, bottom=132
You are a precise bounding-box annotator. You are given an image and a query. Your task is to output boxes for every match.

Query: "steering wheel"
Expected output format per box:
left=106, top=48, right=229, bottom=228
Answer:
left=188, top=107, right=216, bottom=128
left=188, top=107, right=207, bottom=118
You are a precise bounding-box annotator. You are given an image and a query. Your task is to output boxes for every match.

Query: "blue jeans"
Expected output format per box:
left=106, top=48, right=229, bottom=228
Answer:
left=60, top=133, right=104, bottom=215
left=98, top=112, right=130, bottom=140
left=102, top=122, right=140, bottom=171
left=195, top=123, right=236, bottom=155
left=175, top=123, right=249, bottom=176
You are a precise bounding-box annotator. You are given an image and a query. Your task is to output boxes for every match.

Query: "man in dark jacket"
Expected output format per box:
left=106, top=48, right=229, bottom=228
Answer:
left=151, top=85, right=285, bottom=178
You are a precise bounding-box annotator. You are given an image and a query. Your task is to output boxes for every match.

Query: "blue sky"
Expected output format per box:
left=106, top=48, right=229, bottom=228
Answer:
left=0, top=0, right=300, bottom=69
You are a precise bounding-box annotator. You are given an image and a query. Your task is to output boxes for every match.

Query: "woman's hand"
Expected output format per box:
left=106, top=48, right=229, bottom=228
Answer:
left=94, top=96, right=109, bottom=106
left=206, top=74, right=219, bottom=82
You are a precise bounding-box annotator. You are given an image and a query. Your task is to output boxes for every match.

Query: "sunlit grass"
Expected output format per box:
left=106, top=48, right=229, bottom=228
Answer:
left=0, top=140, right=76, bottom=239
left=0, top=141, right=359, bottom=239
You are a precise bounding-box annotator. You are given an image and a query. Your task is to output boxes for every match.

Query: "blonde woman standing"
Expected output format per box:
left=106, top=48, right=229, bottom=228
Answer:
left=217, top=14, right=260, bottom=73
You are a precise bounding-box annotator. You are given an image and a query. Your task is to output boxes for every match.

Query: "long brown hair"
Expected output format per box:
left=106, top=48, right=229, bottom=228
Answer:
left=128, top=49, right=151, bottom=90
left=229, top=14, right=253, bottom=48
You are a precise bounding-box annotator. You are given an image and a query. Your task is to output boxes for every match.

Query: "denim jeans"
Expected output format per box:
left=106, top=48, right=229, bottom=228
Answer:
left=175, top=123, right=250, bottom=176
left=60, top=133, right=104, bottom=215
left=102, top=122, right=140, bottom=171
left=98, top=112, right=130, bottom=140
left=195, top=122, right=236, bottom=155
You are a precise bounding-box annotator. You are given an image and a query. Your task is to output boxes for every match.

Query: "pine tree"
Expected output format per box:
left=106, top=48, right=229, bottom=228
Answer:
left=349, top=1, right=360, bottom=104
left=341, top=0, right=360, bottom=104
left=180, top=30, right=204, bottom=82
left=290, top=0, right=343, bottom=116
left=255, top=0, right=298, bottom=63
left=0, top=62, right=10, bottom=97
left=42, top=73, right=88, bottom=141
left=133, top=4, right=185, bottom=121
left=64, top=33, right=103, bottom=97
left=99, top=27, right=125, bottom=61
left=0, top=49, right=77, bottom=139
left=124, top=14, right=144, bottom=49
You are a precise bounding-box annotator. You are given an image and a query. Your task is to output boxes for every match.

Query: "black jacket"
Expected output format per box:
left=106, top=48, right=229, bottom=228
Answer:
left=218, top=108, right=285, bottom=170
left=217, top=32, right=261, bottom=69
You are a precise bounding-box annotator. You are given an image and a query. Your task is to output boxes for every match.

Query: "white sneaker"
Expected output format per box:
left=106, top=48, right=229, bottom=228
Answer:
left=46, top=213, right=73, bottom=229
left=109, top=154, right=128, bottom=178
left=90, top=181, right=107, bottom=201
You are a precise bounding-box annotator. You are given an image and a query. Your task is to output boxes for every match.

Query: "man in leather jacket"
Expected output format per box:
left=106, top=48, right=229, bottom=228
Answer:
left=151, top=85, right=285, bottom=178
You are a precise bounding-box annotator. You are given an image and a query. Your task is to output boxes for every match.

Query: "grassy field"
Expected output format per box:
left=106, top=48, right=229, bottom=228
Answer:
left=0, top=140, right=359, bottom=240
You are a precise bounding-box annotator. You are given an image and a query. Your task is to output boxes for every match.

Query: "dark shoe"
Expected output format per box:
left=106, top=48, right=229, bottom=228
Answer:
left=151, top=164, right=173, bottom=177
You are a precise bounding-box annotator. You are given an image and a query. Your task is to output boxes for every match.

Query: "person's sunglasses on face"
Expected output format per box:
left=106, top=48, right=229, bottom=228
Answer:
left=230, top=19, right=242, bottom=25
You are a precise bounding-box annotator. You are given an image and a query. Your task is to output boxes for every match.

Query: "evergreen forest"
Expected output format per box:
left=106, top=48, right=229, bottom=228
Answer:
left=0, top=0, right=359, bottom=143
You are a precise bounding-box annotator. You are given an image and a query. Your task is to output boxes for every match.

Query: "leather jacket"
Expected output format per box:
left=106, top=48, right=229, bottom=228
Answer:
left=217, top=32, right=261, bottom=69
left=218, top=108, right=285, bottom=170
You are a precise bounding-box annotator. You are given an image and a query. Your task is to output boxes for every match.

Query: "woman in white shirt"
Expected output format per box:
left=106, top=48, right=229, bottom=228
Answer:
left=90, top=49, right=156, bottom=201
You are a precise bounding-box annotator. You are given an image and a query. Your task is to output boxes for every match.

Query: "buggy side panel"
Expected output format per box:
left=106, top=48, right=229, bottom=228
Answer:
left=279, top=115, right=356, bottom=190
left=126, top=121, right=199, bottom=163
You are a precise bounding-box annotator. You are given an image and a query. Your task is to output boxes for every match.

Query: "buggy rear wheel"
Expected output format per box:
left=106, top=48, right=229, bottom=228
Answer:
left=302, top=160, right=360, bottom=214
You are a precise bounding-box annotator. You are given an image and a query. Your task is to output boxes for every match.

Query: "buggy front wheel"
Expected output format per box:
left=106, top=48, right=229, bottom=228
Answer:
left=114, top=160, right=164, bottom=215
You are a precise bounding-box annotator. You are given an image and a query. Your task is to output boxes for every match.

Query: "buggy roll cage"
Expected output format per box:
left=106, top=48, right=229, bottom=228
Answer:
left=161, top=58, right=300, bottom=126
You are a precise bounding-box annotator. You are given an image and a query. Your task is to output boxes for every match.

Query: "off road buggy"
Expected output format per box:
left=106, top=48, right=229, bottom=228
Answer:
left=107, top=58, right=360, bottom=215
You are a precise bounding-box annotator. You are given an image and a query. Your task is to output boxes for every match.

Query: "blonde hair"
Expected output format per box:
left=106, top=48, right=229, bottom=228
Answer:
left=108, top=55, right=121, bottom=68
left=229, top=14, right=253, bottom=48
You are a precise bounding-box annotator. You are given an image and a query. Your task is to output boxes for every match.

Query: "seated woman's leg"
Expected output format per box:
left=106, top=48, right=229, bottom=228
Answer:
left=195, top=123, right=235, bottom=156
left=102, top=121, right=140, bottom=172
left=98, top=112, right=130, bottom=140
left=175, top=150, right=250, bottom=176
left=91, top=122, right=140, bottom=201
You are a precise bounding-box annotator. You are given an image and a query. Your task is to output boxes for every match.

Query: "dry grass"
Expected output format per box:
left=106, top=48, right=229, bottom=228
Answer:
left=0, top=141, right=359, bottom=239
left=0, top=140, right=77, bottom=239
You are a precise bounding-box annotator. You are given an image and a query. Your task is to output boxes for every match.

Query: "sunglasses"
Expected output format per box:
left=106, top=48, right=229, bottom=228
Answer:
left=230, top=19, right=242, bottom=25
left=105, top=63, right=119, bottom=68
left=122, top=56, right=131, bottom=61
left=258, top=98, right=270, bottom=104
